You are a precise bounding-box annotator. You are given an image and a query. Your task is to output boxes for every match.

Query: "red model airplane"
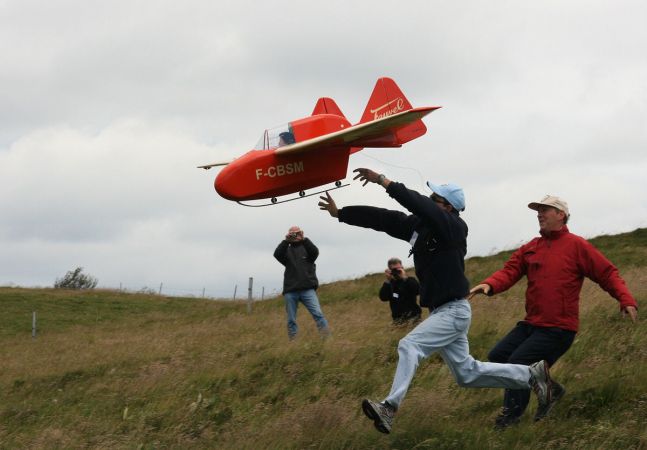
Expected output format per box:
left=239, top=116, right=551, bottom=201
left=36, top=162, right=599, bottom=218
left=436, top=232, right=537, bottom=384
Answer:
left=199, top=77, right=440, bottom=206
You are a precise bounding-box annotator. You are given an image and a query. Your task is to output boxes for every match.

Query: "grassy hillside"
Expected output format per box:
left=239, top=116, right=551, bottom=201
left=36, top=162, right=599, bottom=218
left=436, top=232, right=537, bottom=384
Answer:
left=1, top=228, right=646, bottom=449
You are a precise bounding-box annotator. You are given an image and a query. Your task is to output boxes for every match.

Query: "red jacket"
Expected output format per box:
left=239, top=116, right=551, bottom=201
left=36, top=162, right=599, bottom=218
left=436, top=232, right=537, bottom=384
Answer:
left=483, top=226, right=637, bottom=332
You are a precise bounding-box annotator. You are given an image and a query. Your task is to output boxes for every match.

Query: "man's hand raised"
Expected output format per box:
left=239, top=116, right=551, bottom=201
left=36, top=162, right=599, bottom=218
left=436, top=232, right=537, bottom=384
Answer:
left=353, top=168, right=379, bottom=186
left=318, top=191, right=339, bottom=218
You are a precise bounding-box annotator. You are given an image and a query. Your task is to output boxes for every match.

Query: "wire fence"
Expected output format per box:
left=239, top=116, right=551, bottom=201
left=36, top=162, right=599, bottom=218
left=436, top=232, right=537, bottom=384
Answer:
left=1, top=279, right=283, bottom=302
left=21, top=279, right=282, bottom=338
left=110, top=281, right=282, bottom=301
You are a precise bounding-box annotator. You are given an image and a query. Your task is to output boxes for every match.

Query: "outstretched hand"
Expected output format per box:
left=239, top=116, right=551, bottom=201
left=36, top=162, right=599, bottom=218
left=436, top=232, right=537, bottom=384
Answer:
left=468, top=283, right=491, bottom=300
left=622, top=305, right=638, bottom=323
left=318, top=191, right=339, bottom=218
left=353, top=168, right=380, bottom=186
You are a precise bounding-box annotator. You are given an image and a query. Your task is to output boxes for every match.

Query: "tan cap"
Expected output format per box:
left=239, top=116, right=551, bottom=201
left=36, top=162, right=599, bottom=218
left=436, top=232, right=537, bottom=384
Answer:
left=528, top=195, right=570, bottom=217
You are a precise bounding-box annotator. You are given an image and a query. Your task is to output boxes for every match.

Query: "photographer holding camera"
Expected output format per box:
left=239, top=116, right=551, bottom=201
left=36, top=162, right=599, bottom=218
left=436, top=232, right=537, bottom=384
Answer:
left=273, top=226, right=330, bottom=340
left=379, top=257, right=421, bottom=325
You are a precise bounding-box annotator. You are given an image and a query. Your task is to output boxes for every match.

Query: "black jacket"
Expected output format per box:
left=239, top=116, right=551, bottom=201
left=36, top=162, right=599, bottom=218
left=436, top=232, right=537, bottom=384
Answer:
left=338, top=181, right=470, bottom=309
left=273, top=238, right=319, bottom=294
left=379, top=277, right=421, bottom=321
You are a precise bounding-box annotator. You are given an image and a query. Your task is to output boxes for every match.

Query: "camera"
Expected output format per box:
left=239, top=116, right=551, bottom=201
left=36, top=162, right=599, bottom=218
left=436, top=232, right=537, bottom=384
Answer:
left=289, top=232, right=298, bottom=239
left=391, top=268, right=401, bottom=277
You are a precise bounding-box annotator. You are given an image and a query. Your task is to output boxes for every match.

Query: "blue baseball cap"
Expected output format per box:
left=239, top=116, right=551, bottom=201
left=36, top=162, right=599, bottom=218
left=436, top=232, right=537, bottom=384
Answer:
left=426, top=181, right=465, bottom=211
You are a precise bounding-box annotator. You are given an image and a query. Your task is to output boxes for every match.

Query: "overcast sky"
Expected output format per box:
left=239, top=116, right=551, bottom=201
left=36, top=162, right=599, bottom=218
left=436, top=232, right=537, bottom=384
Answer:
left=1, top=0, right=646, bottom=299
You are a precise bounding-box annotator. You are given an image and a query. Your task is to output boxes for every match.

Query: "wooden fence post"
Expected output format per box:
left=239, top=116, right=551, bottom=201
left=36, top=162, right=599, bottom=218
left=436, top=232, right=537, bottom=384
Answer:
left=247, top=277, right=253, bottom=313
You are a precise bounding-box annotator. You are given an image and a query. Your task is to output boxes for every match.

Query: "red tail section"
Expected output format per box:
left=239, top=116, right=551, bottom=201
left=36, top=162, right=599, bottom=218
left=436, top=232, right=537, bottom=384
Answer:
left=312, top=97, right=346, bottom=117
left=359, top=77, right=427, bottom=145
left=360, top=78, right=413, bottom=124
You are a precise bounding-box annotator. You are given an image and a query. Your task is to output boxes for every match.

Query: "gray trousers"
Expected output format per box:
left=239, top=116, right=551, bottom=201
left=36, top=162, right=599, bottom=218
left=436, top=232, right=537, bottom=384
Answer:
left=385, top=299, right=532, bottom=409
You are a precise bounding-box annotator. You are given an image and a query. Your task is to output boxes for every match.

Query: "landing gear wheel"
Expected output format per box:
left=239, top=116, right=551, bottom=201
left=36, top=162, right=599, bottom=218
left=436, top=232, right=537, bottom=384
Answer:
left=237, top=182, right=350, bottom=207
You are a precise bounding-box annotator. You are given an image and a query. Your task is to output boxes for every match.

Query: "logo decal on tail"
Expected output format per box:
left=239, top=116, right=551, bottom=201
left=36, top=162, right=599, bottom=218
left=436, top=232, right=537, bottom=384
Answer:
left=369, top=98, right=405, bottom=120
left=360, top=78, right=413, bottom=124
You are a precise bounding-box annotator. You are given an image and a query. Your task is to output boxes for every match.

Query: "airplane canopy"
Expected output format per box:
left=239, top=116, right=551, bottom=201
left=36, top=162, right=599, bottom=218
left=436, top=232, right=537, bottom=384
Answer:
left=253, top=124, right=295, bottom=150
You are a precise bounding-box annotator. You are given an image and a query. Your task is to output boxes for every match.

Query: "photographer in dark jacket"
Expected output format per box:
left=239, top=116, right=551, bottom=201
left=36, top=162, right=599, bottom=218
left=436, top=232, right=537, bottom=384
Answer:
left=379, top=257, right=421, bottom=325
left=273, top=226, right=330, bottom=340
left=318, top=168, right=554, bottom=435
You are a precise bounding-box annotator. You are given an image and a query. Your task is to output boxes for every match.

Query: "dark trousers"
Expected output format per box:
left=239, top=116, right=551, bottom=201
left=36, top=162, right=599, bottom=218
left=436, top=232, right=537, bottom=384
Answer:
left=488, top=321, right=576, bottom=417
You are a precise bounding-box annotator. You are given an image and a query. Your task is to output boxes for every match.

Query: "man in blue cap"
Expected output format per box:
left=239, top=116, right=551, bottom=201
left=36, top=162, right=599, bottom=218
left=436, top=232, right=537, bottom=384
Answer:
left=318, top=168, right=554, bottom=434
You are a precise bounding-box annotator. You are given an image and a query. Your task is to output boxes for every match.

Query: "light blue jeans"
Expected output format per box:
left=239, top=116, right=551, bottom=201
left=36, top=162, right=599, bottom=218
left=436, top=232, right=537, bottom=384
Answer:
left=284, top=289, right=329, bottom=339
left=384, top=299, right=532, bottom=409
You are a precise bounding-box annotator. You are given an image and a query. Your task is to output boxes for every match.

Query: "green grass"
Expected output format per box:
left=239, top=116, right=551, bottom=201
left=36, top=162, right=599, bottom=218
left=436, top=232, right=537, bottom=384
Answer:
left=1, top=228, right=646, bottom=449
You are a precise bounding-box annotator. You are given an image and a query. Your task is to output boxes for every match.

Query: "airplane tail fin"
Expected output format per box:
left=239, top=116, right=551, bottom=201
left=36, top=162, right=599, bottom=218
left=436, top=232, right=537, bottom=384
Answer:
left=312, top=97, right=346, bottom=118
left=359, top=77, right=427, bottom=145
left=360, top=78, right=412, bottom=124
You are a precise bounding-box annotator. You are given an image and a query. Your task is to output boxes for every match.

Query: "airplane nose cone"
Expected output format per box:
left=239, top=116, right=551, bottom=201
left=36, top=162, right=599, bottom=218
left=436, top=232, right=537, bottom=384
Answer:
left=214, top=168, right=236, bottom=200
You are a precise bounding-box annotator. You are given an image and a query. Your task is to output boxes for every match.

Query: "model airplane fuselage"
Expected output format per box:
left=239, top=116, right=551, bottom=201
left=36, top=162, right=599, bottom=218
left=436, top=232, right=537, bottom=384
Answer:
left=199, top=77, right=440, bottom=205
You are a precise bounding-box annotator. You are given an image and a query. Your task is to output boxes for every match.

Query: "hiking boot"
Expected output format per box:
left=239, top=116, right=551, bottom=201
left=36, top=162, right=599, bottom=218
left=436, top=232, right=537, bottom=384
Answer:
left=493, top=408, right=521, bottom=431
left=362, top=399, right=395, bottom=434
left=528, top=360, right=553, bottom=412
left=534, top=380, right=565, bottom=421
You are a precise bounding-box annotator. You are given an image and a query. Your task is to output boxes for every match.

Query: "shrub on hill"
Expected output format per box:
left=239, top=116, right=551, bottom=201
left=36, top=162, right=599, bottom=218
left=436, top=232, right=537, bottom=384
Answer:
left=54, top=266, right=98, bottom=290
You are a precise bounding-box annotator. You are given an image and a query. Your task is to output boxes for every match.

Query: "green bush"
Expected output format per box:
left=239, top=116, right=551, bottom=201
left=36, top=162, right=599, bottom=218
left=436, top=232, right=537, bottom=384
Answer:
left=54, top=267, right=98, bottom=290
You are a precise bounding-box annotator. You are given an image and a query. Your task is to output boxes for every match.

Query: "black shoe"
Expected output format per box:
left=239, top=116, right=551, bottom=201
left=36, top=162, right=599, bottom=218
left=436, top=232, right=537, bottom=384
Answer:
left=534, top=381, right=565, bottom=421
left=362, top=399, right=395, bottom=434
left=494, top=408, right=521, bottom=431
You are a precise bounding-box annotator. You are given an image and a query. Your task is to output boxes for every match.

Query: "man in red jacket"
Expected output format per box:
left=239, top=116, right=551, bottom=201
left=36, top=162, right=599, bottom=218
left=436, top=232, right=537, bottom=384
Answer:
left=470, top=195, right=638, bottom=429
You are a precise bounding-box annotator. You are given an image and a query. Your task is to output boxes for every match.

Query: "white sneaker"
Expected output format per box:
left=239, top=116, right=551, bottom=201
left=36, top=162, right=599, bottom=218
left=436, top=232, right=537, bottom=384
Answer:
left=528, top=360, right=553, bottom=411
left=534, top=380, right=565, bottom=421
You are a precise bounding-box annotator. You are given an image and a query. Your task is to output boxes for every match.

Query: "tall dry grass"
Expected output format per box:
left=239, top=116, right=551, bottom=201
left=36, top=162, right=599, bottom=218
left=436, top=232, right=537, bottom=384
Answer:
left=1, top=228, right=647, bottom=449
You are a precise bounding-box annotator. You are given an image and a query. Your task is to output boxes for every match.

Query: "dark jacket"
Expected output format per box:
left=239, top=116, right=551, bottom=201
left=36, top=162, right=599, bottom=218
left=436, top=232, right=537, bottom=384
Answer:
left=482, top=225, right=637, bottom=332
left=273, top=238, right=319, bottom=294
left=379, top=277, right=421, bottom=321
left=338, top=181, right=470, bottom=309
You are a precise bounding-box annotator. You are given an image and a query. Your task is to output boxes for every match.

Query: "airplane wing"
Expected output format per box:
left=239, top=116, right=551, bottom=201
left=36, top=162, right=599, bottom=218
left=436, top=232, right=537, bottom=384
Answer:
left=197, top=161, right=233, bottom=170
left=275, top=106, right=439, bottom=156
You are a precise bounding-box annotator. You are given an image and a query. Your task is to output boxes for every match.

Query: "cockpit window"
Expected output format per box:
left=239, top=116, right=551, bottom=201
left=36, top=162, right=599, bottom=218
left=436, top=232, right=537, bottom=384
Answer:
left=253, top=124, right=295, bottom=150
